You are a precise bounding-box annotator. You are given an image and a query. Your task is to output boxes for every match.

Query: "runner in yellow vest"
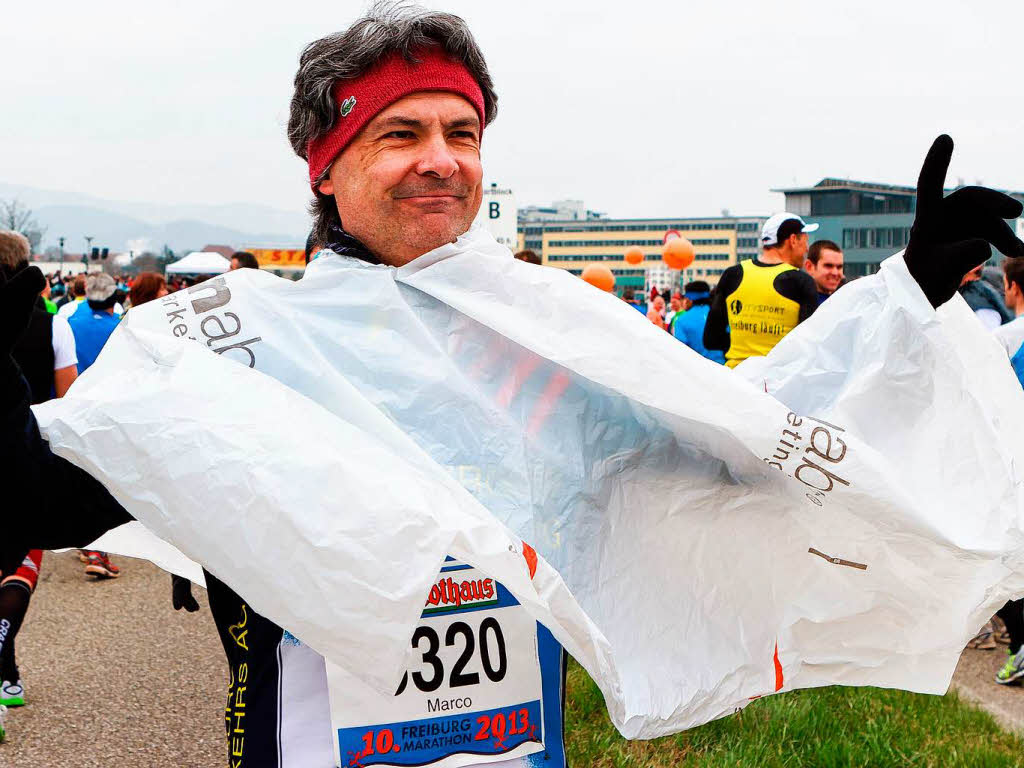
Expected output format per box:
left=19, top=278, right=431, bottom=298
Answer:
left=704, top=213, right=821, bottom=368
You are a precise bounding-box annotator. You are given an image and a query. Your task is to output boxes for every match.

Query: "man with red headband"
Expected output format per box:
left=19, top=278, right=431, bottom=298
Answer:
left=296, top=14, right=493, bottom=269
left=210, top=13, right=567, bottom=768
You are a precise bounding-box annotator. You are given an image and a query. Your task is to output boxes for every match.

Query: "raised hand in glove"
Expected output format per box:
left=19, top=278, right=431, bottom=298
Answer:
left=172, top=574, right=200, bottom=612
left=905, top=134, right=1024, bottom=309
left=0, top=265, right=45, bottom=375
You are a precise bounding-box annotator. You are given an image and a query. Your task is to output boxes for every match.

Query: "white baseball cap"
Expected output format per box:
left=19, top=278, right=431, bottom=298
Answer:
left=761, top=212, right=819, bottom=246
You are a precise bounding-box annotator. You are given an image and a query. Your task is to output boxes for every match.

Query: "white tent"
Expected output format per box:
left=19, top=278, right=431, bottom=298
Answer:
left=165, top=251, right=231, bottom=275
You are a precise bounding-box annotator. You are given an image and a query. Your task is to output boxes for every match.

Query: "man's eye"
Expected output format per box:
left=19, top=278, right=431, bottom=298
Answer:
left=450, top=131, right=478, bottom=140
left=383, top=130, right=415, bottom=139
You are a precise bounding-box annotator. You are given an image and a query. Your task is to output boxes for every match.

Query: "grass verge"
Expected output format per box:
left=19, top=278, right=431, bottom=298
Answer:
left=565, top=660, right=1024, bottom=767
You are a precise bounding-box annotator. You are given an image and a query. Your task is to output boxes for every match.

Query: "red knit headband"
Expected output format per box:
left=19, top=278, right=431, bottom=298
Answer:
left=306, top=47, right=486, bottom=187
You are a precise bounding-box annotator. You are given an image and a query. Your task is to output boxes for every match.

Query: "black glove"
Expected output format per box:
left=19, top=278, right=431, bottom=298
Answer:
left=905, top=134, right=1024, bottom=308
left=172, top=574, right=200, bottom=612
left=0, top=266, right=45, bottom=375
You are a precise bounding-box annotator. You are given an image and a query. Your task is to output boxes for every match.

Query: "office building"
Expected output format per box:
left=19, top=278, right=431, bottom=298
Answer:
left=775, top=178, right=1024, bottom=277
left=517, top=215, right=766, bottom=294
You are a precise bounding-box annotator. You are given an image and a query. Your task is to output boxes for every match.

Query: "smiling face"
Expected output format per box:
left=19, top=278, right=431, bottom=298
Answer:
left=806, top=247, right=844, bottom=293
left=318, top=92, right=483, bottom=267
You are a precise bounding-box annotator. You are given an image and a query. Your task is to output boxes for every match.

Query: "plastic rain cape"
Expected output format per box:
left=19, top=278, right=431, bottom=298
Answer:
left=32, top=226, right=1024, bottom=739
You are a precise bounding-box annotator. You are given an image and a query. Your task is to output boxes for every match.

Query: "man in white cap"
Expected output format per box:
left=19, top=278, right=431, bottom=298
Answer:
left=704, top=213, right=821, bottom=368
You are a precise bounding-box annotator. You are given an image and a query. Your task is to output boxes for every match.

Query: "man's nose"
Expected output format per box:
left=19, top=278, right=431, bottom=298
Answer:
left=415, top=134, right=459, bottom=179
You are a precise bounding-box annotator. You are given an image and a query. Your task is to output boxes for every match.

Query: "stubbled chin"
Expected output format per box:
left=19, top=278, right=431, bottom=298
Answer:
left=398, top=221, right=470, bottom=255
left=411, top=215, right=469, bottom=238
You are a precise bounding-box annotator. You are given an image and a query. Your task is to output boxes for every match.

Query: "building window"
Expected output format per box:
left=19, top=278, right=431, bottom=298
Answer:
left=841, top=227, right=910, bottom=250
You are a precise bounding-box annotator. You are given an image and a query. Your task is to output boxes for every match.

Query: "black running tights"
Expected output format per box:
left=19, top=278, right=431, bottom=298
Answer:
left=0, top=581, right=31, bottom=681
left=997, top=599, right=1024, bottom=654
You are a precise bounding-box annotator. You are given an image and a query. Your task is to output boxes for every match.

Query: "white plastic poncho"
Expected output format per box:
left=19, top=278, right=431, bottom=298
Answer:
left=33, top=226, right=1024, bottom=738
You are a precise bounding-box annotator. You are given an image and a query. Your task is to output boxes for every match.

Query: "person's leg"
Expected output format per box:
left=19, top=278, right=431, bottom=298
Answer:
left=0, top=550, right=41, bottom=706
left=997, top=600, right=1024, bottom=653
left=205, top=570, right=285, bottom=768
left=994, top=599, right=1024, bottom=684
left=0, top=582, right=29, bottom=683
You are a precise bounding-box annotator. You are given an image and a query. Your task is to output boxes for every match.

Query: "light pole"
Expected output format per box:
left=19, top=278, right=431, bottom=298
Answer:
left=84, top=236, right=94, bottom=271
left=58, top=236, right=65, bottom=275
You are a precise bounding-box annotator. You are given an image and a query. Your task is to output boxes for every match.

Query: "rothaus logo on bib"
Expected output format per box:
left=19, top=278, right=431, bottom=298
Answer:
left=327, top=558, right=545, bottom=768
left=424, top=574, right=497, bottom=614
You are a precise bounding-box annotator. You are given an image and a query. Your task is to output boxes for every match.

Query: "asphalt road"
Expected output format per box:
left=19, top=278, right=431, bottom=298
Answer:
left=953, top=645, right=1024, bottom=732
left=0, top=552, right=225, bottom=766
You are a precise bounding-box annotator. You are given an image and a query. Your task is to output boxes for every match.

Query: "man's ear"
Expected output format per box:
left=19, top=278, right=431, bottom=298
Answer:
left=804, top=259, right=814, bottom=272
left=319, top=177, right=334, bottom=195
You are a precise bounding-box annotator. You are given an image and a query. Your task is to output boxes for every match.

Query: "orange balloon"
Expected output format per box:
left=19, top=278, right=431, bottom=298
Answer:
left=581, top=264, right=616, bottom=292
left=663, top=237, right=695, bottom=270
left=624, top=246, right=644, bottom=265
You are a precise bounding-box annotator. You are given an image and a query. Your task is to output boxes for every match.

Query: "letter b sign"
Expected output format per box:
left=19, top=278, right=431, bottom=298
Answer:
left=489, top=202, right=500, bottom=219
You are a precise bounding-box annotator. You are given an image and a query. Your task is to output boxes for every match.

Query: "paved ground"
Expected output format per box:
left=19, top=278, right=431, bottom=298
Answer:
left=3, top=553, right=1024, bottom=767
left=953, top=646, right=1024, bottom=732
left=0, top=552, right=225, bottom=766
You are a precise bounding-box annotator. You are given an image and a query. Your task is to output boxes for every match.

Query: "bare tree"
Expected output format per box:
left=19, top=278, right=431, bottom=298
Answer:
left=0, top=199, right=47, bottom=253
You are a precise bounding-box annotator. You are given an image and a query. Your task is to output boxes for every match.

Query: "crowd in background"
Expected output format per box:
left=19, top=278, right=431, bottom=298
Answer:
left=0, top=234, right=262, bottom=728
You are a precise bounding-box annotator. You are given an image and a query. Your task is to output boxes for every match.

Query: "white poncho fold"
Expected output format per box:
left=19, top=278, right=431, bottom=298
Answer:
left=34, top=226, right=1024, bottom=738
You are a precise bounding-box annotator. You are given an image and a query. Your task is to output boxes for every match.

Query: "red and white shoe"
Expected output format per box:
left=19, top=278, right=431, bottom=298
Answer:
left=84, top=552, right=120, bottom=579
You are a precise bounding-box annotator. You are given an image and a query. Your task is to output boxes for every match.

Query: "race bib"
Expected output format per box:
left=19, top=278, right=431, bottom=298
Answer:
left=328, top=558, right=546, bottom=768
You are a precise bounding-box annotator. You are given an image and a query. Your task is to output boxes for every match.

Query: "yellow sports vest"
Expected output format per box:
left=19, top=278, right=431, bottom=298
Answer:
left=724, top=260, right=801, bottom=368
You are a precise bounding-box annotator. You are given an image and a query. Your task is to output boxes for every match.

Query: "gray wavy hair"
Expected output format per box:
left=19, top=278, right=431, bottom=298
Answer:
left=0, top=230, right=30, bottom=278
left=288, top=2, right=498, bottom=249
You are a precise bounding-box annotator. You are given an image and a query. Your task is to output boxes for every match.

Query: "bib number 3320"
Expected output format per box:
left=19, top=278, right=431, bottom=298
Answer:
left=328, top=559, right=545, bottom=768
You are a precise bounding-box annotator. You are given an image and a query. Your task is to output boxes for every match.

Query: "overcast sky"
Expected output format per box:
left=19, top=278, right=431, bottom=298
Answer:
left=3, top=0, right=1023, bottom=220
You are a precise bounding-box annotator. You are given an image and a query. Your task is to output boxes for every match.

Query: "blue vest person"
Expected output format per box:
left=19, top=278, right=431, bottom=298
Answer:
left=673, top=281, right=725, bottom=364
left=67, top=273, right=120, bottom=374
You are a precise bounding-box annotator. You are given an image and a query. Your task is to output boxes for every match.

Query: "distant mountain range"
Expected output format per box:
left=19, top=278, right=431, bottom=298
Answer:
left=0, top=183, right=310, bottom=255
